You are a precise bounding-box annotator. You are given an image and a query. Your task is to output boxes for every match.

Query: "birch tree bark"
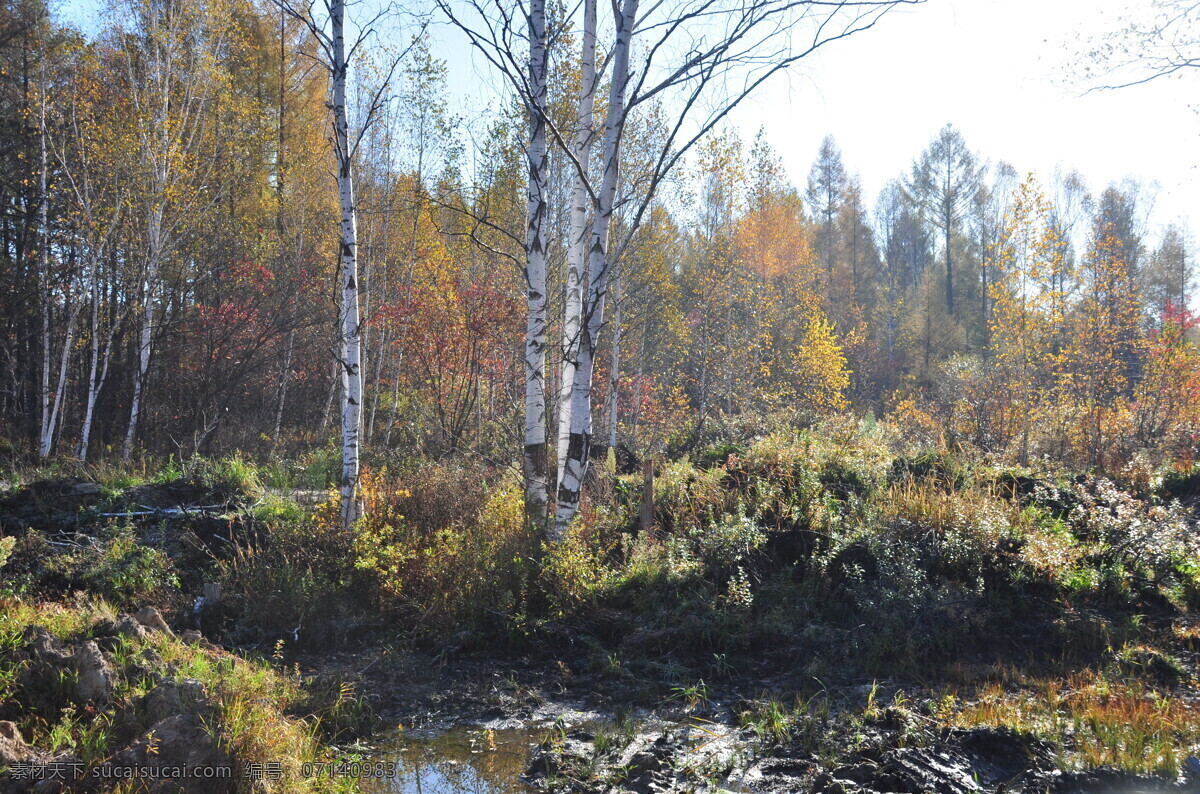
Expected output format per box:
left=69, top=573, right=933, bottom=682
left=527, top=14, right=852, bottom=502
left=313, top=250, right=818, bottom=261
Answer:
left=523, top=0, right=551, bottom=524
left=273, top=0, right=419, bottom=532
left=79, top=281, right=120, bottom=461
left=124, top=201, right=162, bottom=460
left=552, top=0, right=638, bottom=539
left=556, top=0, right=597, bottom=491
left=36, top=50, right=53, bottom=458
left=329, top=0, right=364, bottom=530
left=607, top=266, right=622, bottom=450
left=272, top=1, right=417, bottom=534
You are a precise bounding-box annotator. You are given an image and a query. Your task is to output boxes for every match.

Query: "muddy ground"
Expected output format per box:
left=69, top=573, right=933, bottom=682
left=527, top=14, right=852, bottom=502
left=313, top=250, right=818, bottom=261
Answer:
left=309, top=646, right=1200, bottom=793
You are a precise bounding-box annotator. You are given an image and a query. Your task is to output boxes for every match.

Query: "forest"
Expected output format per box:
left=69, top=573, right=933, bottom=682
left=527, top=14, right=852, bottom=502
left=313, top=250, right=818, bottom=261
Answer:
left=1, top=0, right=1199, bottom=791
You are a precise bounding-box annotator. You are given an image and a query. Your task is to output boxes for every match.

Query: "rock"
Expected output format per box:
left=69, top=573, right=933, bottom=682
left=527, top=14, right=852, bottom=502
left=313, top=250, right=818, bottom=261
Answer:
left=21, top=626, right=67, bottom=664
left=524, top=733, right=595, bottom=783
left=1046, top=768, right=1185, bottom=793
left=103, top=713, right=233, bottom=793
left=71, top=640, right=113, bottom=703
left=613, top=733, right=682, bottom=793
left=115, top=614, right=149, bottom=641
left=134, top=607, right=174, bottom=636
left=97, top=614, right=149, bottom=651
left=142, top=679, right=206, bottom=724
left=748, top=756, right=813, bottom=785
left=180, top=630, right=219, bottom=652
left=884, top=746, right=984, bottom=793
left=953, top=726, right=1055, bottom=784
left=0, top=721, right=32, bottom=765
left=814, top=761, right=916, bottom=794
left=24, top=754, right=85, bottom=792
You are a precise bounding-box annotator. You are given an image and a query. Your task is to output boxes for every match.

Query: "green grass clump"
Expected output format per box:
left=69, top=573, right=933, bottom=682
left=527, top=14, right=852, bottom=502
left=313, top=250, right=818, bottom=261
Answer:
left=0, top=596, right=356, bottom=792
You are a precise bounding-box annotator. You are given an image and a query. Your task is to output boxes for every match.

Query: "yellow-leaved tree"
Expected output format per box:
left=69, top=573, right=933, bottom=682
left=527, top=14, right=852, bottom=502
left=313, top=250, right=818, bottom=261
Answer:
left=987, top=175, right=1066, bottom=463
left=1055, top=227, right=1143, bottom=467
left=788, top=316, right=851, bottom=414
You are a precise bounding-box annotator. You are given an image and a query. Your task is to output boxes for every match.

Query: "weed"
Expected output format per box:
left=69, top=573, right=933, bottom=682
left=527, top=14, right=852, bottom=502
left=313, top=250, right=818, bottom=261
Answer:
left=668, top=680, right=711, bottom=712
left=949, top=672, right=1200, bottom=776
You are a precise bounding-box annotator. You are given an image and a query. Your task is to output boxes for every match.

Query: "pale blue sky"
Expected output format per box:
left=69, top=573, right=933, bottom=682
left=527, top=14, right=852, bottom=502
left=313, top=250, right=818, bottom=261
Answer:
left=435, top=0, right=1197, bottom=248
left=60, top=0, right=1196, bottom=247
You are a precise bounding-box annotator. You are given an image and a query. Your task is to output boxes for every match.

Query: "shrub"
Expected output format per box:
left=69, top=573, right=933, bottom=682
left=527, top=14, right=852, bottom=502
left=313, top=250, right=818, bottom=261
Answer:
left=667, top=510, right=766, bottom=582
left=353, top=471, right=536, bottom=636
left=181, top=453, right=265, bottom=501
left=219, top=506, right=365, bottom=646
left=0, top=536, right=13, bottom=570
left=652, top=459, right=730, bottom=534
left=1158, top=464, right=1200, bottom=502
left=888, top=450, right=970, bottom=490
left=4, top=524, right=179, bottom=609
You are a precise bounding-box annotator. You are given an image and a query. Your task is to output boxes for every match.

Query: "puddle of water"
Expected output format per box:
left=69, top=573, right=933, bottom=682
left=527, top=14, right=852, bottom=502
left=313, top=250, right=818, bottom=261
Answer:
left=359, top=716, right=753, bottom=793
left=361, top=726, right=538, bottom=794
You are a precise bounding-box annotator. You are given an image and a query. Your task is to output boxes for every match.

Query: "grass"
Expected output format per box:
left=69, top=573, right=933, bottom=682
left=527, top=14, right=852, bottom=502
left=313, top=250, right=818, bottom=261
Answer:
left=3, top=421, right=1200, bottom=783
left=0, top=596, right=357, bottom=792
left=947, top=670, right=1200, bottom=776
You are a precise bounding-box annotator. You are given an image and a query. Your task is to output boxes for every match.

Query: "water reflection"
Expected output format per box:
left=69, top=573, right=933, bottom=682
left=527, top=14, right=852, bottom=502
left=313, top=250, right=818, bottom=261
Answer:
left=363, top=727, right=537, bottom=794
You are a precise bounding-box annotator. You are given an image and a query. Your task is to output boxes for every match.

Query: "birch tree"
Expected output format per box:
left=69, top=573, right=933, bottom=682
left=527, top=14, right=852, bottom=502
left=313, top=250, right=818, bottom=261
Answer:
left=274, top=0, right=421, bottom=531
left=35, top=22, right=57, bottom=458
left=55, top=41, right=131, bottom=460
left=117, top=0, right=231, bottom=459
left=553, top=0, right=919, bottom=536
left=440, top=0, right=917, bottom=536
left=556, top=0, right=597, bottom=507
left=523, top=0, right=551, bottom=521
left=281, top=0, right=362, bottom=529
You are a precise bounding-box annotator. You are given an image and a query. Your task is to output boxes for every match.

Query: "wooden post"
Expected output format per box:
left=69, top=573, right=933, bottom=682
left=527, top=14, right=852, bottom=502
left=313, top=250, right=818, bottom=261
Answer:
left=201, top=582, right=223, bottom=636
left=640, top=459, right=654, bottom=533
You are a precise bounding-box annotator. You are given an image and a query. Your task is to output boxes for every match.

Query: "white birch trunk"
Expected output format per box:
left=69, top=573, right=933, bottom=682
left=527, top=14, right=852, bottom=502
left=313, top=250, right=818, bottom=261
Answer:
left=124, top=204, right=161, bottom=460
left=523, top=0, right=550, bottom=523
left=552, top=0, right=638, bottom=539
left=78, top=275, right=117, bottom=461
left=78, top=280, right=101, bottom=461
left=45, top=305, right=80, bottom=457
left=331, top=0, right=363, bottom=532
left=607, top=268, right=621, bottom=450
left=37, top=58, right=52, bottom=459
left=124, top=6, right=171, bottom=461
left=556, top=0, right=597, bottom=487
